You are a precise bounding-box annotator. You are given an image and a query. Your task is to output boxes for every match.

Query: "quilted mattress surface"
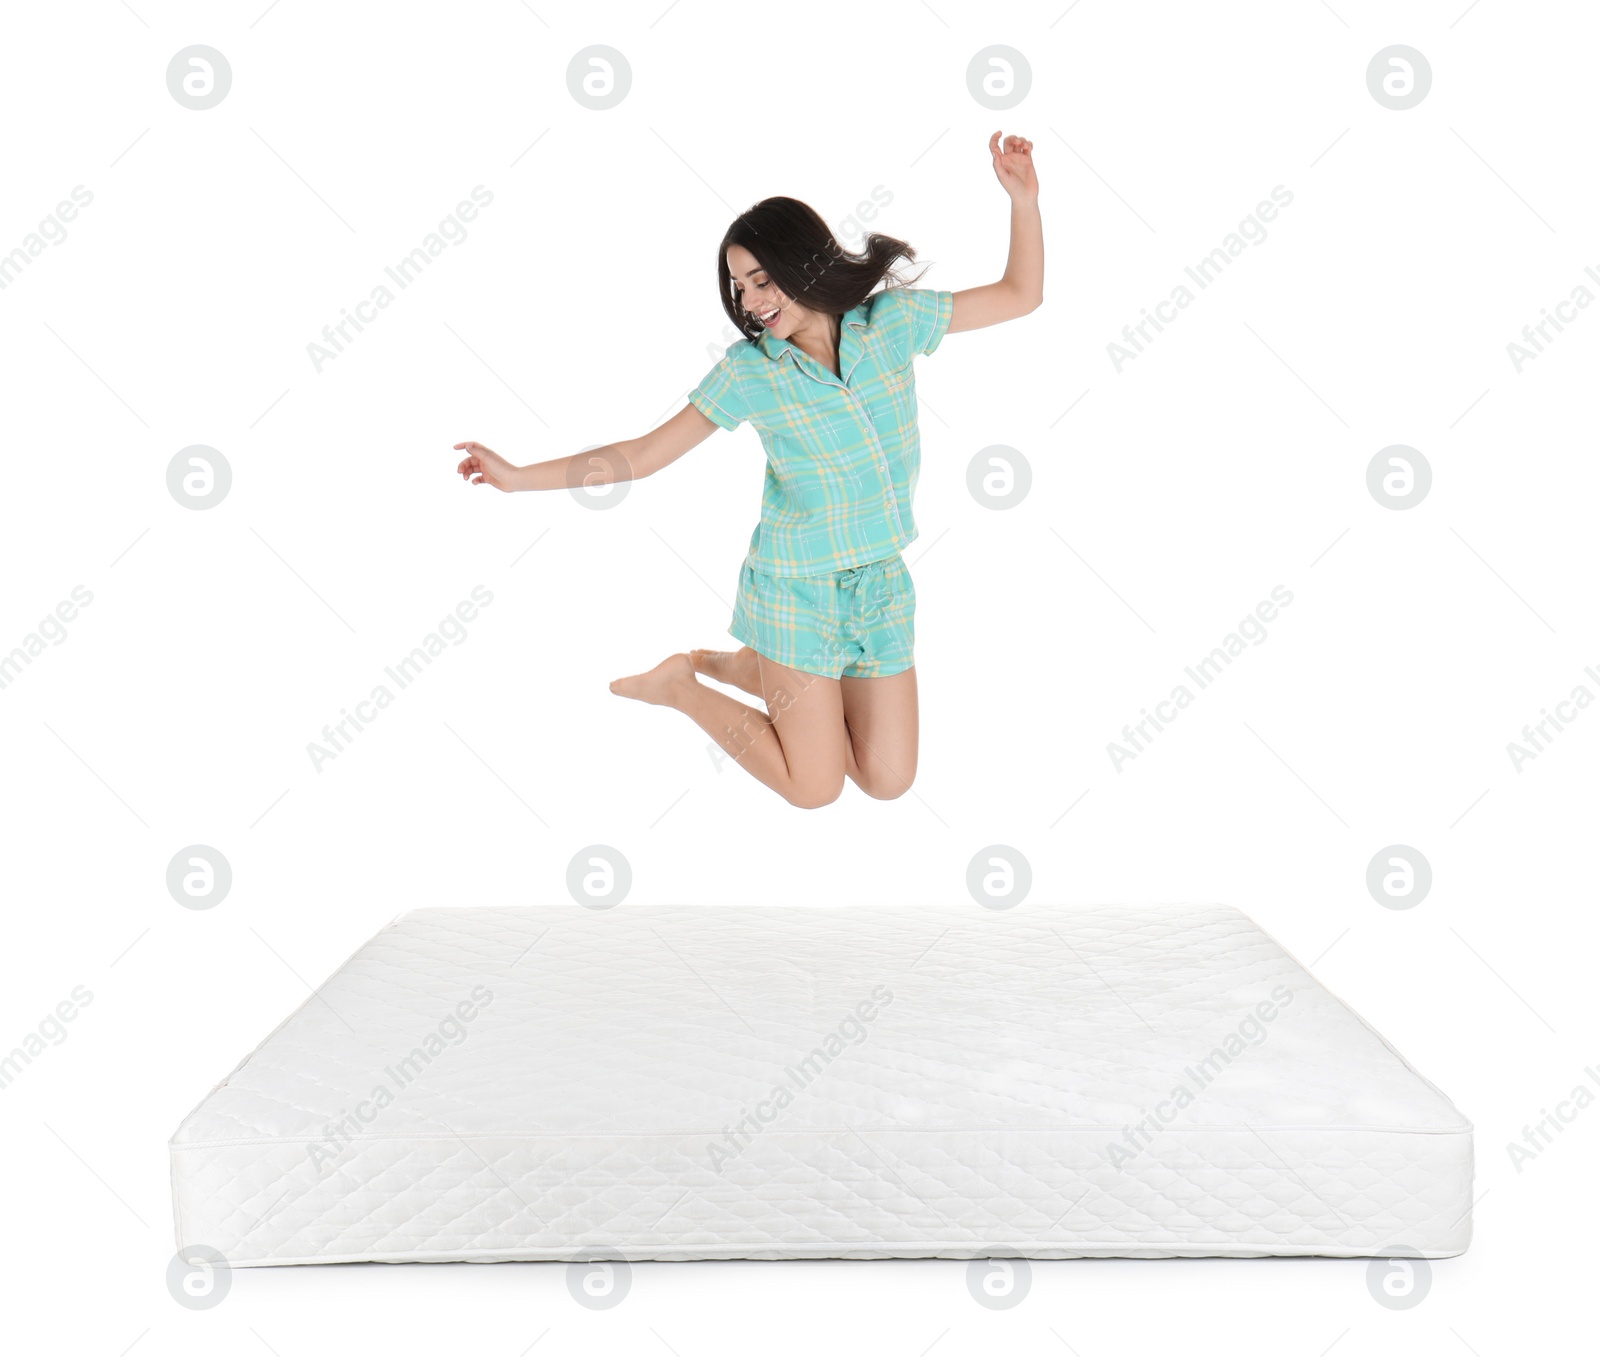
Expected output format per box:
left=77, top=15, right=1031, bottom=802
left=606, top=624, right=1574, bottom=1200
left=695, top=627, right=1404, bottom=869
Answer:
left=170, top=905, right=1473, bottom=1264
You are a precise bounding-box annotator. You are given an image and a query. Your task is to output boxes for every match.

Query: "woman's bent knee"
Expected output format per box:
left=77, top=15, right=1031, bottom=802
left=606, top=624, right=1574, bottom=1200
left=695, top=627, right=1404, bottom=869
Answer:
left=858, top=772, right=913, bottom=801
left=787, top=777, right=844, bottom=810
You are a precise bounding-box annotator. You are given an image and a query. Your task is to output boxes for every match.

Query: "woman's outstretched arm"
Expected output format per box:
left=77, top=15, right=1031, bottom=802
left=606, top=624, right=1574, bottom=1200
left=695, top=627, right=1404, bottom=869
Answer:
left=949, top=131, right=1043, bottom=334
left=454, top=402, right=720, bottom=492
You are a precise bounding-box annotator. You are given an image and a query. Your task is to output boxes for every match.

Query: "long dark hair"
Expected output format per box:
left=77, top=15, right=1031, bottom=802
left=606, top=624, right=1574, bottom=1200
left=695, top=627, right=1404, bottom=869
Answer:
left=716, top=196, right=928, bottom=343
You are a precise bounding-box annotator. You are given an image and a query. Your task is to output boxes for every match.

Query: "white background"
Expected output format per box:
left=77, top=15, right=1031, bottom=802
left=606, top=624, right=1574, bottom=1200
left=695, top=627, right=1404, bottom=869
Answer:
left=1, top=0, right=1595, bottom=1352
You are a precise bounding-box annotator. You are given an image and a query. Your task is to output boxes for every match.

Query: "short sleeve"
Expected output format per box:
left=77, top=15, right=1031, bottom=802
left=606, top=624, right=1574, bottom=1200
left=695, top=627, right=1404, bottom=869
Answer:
left=905, top=287, right=955, bottom=357
left=873, top=287, right=955, bottom=364
left=687, top=352, right=749, bottom=431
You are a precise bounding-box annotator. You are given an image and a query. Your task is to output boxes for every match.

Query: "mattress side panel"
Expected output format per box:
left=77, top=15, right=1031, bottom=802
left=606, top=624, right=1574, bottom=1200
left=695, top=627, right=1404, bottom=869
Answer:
left=172, top=1125, right=1473, bottom=1265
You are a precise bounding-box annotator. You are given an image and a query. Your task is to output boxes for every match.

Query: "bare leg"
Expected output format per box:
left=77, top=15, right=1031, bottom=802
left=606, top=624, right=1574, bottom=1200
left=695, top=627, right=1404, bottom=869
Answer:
left=610, top=652, right=848, bottom=808
left=839, top=667, right=919, bottom=799
left=690, top=645, right=764, bottom=698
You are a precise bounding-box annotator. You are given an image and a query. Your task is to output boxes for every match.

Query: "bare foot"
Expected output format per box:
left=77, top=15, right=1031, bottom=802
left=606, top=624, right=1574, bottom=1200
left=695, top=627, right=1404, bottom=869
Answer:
left=610, top=653, right=699, bottom=706
left=691, top=646, right=763, bottom=697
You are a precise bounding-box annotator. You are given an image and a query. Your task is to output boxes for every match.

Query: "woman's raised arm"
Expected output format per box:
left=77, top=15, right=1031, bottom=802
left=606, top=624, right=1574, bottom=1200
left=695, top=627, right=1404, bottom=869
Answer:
left=949, top=131, right=1043, bottom=334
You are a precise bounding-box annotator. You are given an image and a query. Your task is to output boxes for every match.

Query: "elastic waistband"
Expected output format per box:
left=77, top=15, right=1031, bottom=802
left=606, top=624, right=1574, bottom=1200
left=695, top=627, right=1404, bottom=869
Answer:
left=832, top=555, right=901, bottom=580
left=744, top=554, right=903, bottom=583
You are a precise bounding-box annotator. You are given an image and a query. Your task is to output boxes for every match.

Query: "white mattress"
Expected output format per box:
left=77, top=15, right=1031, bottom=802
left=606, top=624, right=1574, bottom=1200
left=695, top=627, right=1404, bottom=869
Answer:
left=169, top=905, right=1473, bottom=1264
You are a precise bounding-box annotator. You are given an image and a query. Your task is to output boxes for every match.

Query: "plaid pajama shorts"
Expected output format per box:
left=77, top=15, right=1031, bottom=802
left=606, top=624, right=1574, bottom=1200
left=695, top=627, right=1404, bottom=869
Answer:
left=729, top=554, right=915, bottom=680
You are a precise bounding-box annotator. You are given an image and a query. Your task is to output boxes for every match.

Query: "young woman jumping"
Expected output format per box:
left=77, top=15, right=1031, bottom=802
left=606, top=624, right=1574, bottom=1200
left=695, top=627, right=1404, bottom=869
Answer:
left=454, top=131, right=1042, bottom=809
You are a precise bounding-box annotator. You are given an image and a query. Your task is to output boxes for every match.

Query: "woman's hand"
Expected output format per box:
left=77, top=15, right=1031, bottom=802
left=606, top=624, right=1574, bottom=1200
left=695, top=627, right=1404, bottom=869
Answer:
left=453, top=441, right=519, bottom=492
left=989, top=131, right=1038, bottom=204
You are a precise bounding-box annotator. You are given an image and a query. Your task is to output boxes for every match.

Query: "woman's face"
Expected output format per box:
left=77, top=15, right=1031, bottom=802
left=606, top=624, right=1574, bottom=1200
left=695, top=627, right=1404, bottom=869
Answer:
left=726, top=243, right=811, bottom=341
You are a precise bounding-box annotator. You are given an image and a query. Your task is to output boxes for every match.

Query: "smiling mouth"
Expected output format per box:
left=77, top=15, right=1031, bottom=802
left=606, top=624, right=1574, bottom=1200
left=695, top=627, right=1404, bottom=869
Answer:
left=756, top=307, right=781, bottom=326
